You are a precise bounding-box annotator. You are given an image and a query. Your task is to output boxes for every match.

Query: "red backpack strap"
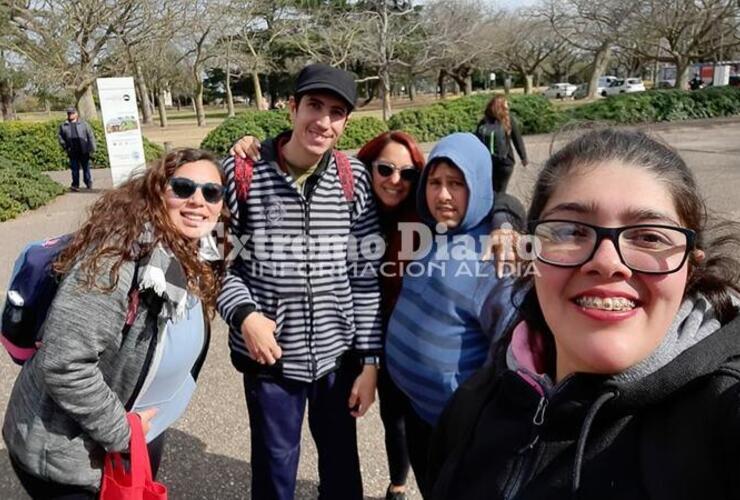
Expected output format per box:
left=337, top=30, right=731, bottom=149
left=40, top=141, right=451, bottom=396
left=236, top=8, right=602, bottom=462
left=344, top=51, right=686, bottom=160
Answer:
left=234, top=155, right=255, bottom=203
left=334, top=151, right=354, bottom=203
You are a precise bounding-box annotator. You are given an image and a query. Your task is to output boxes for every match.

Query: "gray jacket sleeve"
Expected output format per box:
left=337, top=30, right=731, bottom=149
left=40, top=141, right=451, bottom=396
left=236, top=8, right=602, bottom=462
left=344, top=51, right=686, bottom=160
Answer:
left=85, top=121, right=97, bottom=152
left=37, top=261, right=133, bottom=452
left=58, top=123, right=67, bottom=150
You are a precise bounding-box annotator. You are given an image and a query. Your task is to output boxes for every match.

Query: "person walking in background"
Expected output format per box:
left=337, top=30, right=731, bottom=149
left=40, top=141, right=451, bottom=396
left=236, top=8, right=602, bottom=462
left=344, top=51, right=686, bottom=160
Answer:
left=58, top=106, right=96, bottom=191
left=217, top=63, right=383, bottom=500
left=475, top=94, right=528, bottom=194
left=3, top=148, right=227, bottom=499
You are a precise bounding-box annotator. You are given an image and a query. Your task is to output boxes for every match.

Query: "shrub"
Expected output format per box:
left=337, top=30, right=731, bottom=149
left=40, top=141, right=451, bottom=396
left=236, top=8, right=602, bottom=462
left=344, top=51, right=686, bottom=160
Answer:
left=0, top=120, right=163, bottom=172
left=564, top=86, right=740, bottom=124
left=199, top=110, right=291, bottom=156
left=0, top=154, right=66, bottom=222
left=337, top=116, right=389, bottom=149
left=387, top=94, right=563, bottom=141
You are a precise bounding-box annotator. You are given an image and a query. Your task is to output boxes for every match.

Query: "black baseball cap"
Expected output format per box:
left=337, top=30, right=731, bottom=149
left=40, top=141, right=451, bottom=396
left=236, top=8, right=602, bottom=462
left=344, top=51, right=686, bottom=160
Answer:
left=294, top=63, right=357, bottom=112
left=66, top=106, right=77, bottom=114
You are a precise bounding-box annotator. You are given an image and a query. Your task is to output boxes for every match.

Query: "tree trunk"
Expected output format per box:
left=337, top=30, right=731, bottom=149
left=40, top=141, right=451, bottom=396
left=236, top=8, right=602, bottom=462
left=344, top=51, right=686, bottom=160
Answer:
left=675, top=58, right=691, bottom=90
left=252, top=71, right=265, bottom=110
left=380, top=68, right=392, bottom=121
left=588, top=44, right=611, bottom=98
left=134, top=62, right=153, bottom=124
left=464, top=75, right=473, bottom=95
left=0, top=79, right=15, bottom=120
left=157, top=89, right=168, bottom=128
left=523, top=74, right=534, bottom=94
left=408, top=79, right=416, bottom=101
left=75, top=85, right=97, bottom=121
left=225, top=69, right=235, bottom=117
left=195, top=83, right=206, bottom=126
left=438, top=70, right=447, bottom=99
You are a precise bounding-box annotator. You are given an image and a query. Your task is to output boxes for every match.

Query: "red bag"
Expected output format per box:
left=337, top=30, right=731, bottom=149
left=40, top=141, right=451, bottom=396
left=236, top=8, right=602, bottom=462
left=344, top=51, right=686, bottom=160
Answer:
left=100, top=413, right=168, bottom=500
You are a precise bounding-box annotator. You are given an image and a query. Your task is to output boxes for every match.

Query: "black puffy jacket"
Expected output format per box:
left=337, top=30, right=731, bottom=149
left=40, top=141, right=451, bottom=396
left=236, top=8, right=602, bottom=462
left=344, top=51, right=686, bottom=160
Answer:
left=429, top=314, right=740, bottom=500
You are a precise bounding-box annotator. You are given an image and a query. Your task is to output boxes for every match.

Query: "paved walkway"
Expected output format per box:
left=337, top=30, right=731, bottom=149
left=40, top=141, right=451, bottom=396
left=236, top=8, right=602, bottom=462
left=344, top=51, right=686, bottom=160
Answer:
left=0, top=118, right=739, bottom=499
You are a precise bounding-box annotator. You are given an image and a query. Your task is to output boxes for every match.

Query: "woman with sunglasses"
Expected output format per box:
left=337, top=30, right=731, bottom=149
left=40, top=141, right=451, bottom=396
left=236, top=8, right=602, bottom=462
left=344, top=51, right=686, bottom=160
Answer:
left=4, top=148, right=228, bottom=499
left=427, top=129, right=740, bottom=500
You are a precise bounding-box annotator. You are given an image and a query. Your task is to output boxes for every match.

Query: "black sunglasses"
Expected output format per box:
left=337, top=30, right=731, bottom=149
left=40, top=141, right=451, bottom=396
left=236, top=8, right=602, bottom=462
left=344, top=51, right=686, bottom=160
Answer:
left=373, top=161, right=419, bottom=183
left=168, top=177, right=225, bottom=204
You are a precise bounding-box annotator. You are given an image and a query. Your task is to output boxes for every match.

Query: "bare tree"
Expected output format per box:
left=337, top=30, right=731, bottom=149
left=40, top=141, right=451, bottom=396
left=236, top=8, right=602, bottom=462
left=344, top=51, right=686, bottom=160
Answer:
left=5, top=0, right=140, bottom=119
left=174, top=0, right=232, bottom=126
left=421, top=0, right=497, bottom=98
left=232, top=0, right=294, bottom=112
left=539, top=0, right=642, bottom=98
left=495, top=13, right=564, bottom=94
left=626, top=0, right=740, bottom=89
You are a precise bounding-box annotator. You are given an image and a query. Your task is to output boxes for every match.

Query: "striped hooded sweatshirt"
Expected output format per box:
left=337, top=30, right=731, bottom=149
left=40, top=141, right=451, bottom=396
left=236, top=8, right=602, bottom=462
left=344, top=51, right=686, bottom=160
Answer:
left=217, top=133, right=383, bottom=382
left=385, top=132, right=517, bottom=425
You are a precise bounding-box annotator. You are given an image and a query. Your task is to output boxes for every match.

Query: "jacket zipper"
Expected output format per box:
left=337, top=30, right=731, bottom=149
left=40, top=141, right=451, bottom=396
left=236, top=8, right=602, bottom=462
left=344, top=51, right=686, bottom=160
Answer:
left=503, top=395, right=548, bottom=500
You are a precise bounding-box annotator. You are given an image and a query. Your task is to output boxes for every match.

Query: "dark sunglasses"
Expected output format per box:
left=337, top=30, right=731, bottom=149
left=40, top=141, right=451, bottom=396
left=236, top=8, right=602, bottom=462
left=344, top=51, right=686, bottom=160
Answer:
left=373, top=161, right=419, bottom=183
left=168, top=177, right=225, bottom=204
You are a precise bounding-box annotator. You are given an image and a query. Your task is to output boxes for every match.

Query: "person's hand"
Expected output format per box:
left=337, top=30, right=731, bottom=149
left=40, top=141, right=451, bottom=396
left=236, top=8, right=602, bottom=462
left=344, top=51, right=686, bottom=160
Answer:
left=241, top=311, right=282, bottom=365
left=348, top=365, right=377, bottom=418
left=230, top=136, right=262, bottom=160
left=522, top=159, right=529, bottom=167
left=135, top=407, right=158, bottom=436
left=483, top=226, right=522, bottom=278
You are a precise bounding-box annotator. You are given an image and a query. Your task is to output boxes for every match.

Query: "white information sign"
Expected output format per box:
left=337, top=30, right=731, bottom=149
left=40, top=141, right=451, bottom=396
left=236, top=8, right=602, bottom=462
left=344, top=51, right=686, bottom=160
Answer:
left=96, top=77, right=146, bottom=187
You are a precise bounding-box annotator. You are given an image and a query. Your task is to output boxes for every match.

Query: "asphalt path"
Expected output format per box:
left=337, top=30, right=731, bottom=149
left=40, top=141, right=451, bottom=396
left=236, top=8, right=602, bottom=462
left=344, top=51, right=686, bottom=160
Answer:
left=0, top=118, right=738, bottom=499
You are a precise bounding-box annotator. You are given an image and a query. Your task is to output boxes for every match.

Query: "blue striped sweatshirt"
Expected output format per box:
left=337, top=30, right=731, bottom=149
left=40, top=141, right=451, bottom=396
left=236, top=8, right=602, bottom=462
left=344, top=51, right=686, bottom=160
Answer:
left=386, top=133, right=517, bottom=425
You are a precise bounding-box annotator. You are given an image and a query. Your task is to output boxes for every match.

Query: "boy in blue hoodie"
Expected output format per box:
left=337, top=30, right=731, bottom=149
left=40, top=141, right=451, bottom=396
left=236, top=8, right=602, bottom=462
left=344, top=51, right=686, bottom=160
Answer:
left=385, top=132, right=518, bottom=497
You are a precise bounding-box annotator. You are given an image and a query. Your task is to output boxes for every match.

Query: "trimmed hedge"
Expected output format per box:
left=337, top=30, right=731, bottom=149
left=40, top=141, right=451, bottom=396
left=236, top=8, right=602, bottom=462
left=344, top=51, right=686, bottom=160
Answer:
left=0, top=154, right=66, bottom=222
left=199, top=110, right=390, bottom=155
left=0, top=120, right=163, bottom=172
left=565, top=87, right=740, bottom=123
left=337, top=116, right=389, bottom=150
left=387, top=94, right=564, bottom=142
left=200, top=110, right=292, bottom=156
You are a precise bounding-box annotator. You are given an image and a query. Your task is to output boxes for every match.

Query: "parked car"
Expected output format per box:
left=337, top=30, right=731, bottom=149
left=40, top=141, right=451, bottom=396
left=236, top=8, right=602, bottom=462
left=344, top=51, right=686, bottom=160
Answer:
left=573, top=83, right=589, bottom=99
left=543, top=83, right=578, bottom=99
left=603, top=78, right=646, bottom=96
left=573, top=76, right=618, bottom=99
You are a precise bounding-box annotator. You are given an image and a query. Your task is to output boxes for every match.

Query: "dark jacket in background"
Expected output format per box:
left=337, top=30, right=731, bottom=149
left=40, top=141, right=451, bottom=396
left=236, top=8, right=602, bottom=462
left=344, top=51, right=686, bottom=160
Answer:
left=475, top=117, right=527, bottom=167
left=428, top=305, right=740, bottom=500
left=58, top=120, right=96, bottom=158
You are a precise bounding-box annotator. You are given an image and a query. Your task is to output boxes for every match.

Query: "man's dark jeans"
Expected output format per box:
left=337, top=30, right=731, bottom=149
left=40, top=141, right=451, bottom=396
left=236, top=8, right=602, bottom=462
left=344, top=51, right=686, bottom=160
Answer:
left=69, top=154, right=92, bottom=189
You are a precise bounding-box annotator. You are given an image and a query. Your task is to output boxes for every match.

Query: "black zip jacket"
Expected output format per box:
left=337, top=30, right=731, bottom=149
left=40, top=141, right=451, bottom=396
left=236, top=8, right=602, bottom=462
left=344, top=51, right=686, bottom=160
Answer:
left=428, top=314, right=740, bottom=500
left=475, top=118, right=528, bottom=167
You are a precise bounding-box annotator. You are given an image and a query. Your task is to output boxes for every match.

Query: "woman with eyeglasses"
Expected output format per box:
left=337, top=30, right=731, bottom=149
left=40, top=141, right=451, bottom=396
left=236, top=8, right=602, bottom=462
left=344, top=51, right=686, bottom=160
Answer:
left=3, top=148, right=228, bottom=499
left=427, top=128, right=740, bottom=500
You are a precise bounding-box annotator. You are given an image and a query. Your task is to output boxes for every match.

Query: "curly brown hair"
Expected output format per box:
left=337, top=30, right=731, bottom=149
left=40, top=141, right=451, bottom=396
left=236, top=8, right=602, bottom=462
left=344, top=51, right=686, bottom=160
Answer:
left=53, top=148, right=229, bottom=315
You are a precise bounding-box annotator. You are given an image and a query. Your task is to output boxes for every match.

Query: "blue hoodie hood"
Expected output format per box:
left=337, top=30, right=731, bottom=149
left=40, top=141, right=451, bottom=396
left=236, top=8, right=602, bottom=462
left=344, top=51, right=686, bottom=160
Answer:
left=417, top=132, right=493, bottom=234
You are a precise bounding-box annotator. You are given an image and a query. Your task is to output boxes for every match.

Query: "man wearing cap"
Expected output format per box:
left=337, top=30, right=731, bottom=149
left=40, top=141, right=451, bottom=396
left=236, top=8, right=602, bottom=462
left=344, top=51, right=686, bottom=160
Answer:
left=57, top=107, right=96, bottom=191
left=217, top=63, right=382, bottom=499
